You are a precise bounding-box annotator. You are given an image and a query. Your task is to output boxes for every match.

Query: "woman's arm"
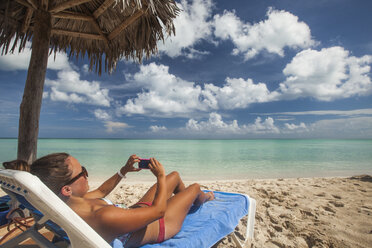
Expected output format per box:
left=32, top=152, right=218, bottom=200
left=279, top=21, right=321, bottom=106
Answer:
left=95, top=202, right=163, bottom=241
left=94, top=159, right=167, bottom=241
left=84, top=155, right=140, bottom=199
left=147, top=158, right=167, bottom=213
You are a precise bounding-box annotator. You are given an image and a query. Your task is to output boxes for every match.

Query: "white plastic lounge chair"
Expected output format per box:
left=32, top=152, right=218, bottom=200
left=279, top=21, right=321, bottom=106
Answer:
left=0, top=169, right=256, bottom=248
left=0, top=169, right=110, bottom=248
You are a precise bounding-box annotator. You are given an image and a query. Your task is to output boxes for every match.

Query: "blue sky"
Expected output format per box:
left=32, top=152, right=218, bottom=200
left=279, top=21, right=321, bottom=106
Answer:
left=1, top=0, right=372, bottom=139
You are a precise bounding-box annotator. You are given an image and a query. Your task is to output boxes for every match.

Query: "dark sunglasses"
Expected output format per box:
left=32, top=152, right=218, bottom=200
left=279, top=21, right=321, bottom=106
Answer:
left=65, top=166, right=88, bottom=185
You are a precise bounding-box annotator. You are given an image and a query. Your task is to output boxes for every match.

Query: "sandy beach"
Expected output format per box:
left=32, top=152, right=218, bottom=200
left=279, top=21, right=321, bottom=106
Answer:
left=97, top=175, right=372, bottom=248
left=1, top=175, right=371, bottom=247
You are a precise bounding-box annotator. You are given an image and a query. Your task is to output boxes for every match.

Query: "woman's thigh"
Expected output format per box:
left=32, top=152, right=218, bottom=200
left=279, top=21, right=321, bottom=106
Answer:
left=163, top=184, right=201, bottom=239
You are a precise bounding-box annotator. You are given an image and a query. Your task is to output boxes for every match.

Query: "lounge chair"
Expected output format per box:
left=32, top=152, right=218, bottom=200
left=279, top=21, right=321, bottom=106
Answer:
left=0, top=169, right=256, bottom=248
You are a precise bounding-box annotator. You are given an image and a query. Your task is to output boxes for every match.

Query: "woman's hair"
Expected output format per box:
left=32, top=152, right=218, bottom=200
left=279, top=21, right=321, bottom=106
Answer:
left=2, top=159, right=30, bottom=172
left=30, top=153, right=72, bottom=195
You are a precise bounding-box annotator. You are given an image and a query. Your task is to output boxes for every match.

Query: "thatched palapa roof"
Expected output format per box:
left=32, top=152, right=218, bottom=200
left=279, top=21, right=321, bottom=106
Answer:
left=0, top=0, right=180, bottom=73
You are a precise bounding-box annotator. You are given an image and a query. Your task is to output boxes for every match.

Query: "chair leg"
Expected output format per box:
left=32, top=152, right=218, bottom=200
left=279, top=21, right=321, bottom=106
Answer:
left=231, top=233, right=243, bottom=248
left=1, top=228, right=30, bottom=248
left=28, top=227, right=59, bottom=248
left=1, top=225, right=58, bottom=248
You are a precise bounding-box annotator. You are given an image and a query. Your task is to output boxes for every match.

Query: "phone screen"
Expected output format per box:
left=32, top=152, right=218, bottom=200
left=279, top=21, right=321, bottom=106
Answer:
left=139, top=159, right=150, bottom=169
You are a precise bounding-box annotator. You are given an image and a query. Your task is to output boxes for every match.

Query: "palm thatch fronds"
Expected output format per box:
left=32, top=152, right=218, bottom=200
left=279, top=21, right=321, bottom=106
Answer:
left=0, top=0, right=180, bottom=74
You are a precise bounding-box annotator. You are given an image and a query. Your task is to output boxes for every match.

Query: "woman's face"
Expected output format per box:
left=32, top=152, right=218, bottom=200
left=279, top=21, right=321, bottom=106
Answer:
left=65, top=156, right=89, bottom=197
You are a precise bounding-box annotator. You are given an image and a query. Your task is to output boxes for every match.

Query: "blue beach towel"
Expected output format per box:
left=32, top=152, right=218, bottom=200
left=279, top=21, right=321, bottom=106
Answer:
left=112, top=191, right=250, bottom=248
left=144, top=191, right=249, bottom=248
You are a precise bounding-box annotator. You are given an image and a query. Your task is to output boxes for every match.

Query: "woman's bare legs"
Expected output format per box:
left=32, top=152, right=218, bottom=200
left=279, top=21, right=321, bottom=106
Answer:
left=128, top=181, right=214, bottom=246
left=134, top=171, right=186, bottom=205
left=163, top=183, right=214, bottom=239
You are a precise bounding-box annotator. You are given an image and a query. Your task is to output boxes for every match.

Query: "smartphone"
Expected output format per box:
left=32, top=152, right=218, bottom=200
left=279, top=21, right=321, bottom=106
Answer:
left=138, top=159, right=150, bottom=169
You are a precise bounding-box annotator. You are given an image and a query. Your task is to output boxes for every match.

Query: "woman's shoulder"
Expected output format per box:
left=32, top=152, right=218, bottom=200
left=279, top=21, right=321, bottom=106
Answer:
left=70, top=197, right=110, bottom=220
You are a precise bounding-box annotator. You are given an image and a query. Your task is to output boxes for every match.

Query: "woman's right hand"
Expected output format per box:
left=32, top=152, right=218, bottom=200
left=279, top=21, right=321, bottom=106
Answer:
left=148, top=158, right=165, bottom=178
left=121, top=154, right=141, bottom=175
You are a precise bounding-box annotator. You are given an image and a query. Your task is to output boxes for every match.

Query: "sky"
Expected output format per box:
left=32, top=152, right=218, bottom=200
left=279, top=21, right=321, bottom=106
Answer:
left=0, top=0, right=372, bottom=139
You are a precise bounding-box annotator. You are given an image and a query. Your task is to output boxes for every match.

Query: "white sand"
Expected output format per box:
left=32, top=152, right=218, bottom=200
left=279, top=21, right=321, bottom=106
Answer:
left=98, top=175, right=372, bottom=248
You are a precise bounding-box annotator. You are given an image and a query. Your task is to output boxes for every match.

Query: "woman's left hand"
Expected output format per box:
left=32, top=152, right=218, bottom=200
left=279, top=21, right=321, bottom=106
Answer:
left=120, top=154, right=141, bottom=175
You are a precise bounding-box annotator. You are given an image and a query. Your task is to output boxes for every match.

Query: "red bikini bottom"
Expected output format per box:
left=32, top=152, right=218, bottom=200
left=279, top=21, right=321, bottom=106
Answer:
left=135, top=202, right=165, bottom=243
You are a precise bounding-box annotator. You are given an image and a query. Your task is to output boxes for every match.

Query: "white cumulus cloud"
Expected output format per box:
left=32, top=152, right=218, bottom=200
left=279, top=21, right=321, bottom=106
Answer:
left=150, top=125, right=167, bottom=132
left=157, top=0, right=214, bottom=58
left=186, top=112, right=240, bottom=133
left=45, top=70, right=111, bottom=107
left=104, top=121, right=128, bottom=133
left=176, top=114, right=372, bottom=138
left=213, top=8, right=316, bottom=60
left=117, top=63, right=277, bottom=117
left=116, top=48, right=372, bottom=117
left=0, top=41, right=72, bottom=71
left=279, top=46, right=372, bottom=101
left=242, top=117, right=280, bottom=134
left=94, top=109, right=111, bottom=121
left=308, top=117, right=372, bottom=138
left=263, top=108, right=372, bottom=117
left=204, top=77, right=279, bottom=109
left=118, top=63, right=205, bottom=117
left=284, top=122, right=307, bottom=131
left=185, top=113, right=280, bottom=135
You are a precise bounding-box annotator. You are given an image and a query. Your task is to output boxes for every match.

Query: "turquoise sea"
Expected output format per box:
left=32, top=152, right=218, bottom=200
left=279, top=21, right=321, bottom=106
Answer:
left=1, top=139, right=371, bottom=182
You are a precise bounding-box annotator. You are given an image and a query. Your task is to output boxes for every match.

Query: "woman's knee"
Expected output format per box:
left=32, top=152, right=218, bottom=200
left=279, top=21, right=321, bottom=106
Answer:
left=188, top=183, right=201, bottom=193
left=167, top=171, right=180, bottom=181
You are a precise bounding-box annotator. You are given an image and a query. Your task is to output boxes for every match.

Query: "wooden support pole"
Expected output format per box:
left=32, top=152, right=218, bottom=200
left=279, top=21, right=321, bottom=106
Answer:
left=17, top=10, right=52, bottom=164
left=108, top=9, right=144, bottom=40
left=49, top=0, right=92, bottom=13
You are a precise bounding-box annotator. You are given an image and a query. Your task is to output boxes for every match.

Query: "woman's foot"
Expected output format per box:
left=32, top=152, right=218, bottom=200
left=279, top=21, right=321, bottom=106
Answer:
left=205, top=191, right=215, bottom=202
left=193, top=190, right=215, bottom=206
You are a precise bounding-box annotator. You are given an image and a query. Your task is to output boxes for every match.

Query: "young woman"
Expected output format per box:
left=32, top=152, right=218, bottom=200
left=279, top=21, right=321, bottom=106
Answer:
left=30, top=153, right=214, bottom=247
